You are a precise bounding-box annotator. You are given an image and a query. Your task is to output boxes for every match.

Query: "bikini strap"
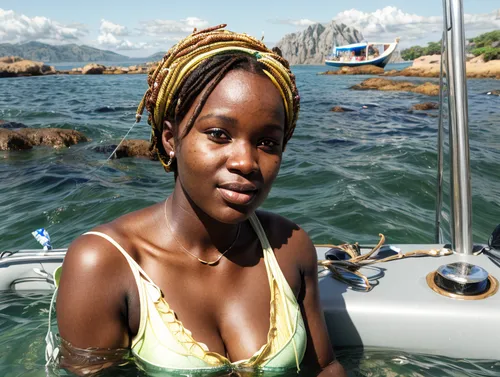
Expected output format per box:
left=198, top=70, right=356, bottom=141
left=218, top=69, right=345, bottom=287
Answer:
left=83, top=231, right=160, bottom=290
left=247, top=212, right=301, bottom=371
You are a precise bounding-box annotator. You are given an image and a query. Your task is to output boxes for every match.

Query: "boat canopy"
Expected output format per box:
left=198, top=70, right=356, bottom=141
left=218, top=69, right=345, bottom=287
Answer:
left=334, top=42, right=368, bottom=52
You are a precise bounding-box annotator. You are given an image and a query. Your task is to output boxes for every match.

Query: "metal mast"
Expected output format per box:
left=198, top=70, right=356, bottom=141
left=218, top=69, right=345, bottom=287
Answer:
left=443, top=0, right=473, bottom=254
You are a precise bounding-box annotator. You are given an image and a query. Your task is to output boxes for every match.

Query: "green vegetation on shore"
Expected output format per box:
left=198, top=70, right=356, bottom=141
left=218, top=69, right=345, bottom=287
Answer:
left=401, top=41, right=441, bottom=61
left=470, top=30, right=500, bottom=61
left=401, top=30, right=500, bottom=62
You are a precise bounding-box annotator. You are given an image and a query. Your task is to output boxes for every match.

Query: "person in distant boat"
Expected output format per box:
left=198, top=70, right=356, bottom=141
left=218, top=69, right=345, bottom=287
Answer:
left=55, top=25, right=347, bottom=377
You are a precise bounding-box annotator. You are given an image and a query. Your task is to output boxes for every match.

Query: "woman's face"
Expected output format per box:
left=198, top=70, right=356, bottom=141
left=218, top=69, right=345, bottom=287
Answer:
left=173, top=69, right=286, bottom=223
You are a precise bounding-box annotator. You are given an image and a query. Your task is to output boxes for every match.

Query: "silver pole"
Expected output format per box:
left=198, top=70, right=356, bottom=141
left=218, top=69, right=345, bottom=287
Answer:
left=435, top=29, right=445, bottom=244
left=444, top=0, right=473, bottom=254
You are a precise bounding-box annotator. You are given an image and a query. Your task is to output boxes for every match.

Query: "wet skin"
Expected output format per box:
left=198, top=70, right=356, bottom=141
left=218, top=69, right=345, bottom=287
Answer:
left=56, top=70, right=346, bottom=376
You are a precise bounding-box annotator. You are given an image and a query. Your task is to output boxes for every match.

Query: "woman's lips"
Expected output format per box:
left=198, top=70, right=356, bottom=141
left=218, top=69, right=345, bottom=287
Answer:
left=217, top=187, right=257, bottom=205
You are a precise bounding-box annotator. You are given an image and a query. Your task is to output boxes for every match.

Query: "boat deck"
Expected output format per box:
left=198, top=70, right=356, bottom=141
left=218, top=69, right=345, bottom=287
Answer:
left=317, top=244, right=500, bottom=360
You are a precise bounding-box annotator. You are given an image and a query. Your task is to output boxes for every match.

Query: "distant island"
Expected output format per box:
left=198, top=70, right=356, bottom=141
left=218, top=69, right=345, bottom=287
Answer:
left=0, top=41, right=166, bottom=63
left=148, top=51, right=167, bottom=62
left=401, top=30, right=500, bottom=62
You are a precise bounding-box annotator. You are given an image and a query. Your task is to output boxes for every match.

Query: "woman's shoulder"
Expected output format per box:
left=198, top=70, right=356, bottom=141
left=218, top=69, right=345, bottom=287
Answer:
left=255, top=210, right=317, bottom=266
left=63, top=203, right=162, bottom=279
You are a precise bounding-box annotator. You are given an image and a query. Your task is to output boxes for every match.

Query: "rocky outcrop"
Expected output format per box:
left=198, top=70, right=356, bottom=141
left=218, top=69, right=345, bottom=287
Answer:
left=0, top=56, right=55, bottom=77
left=320, top=65, right=384, bottom=75
left=17, top=128, right=88, bottom=148
left=0, top=57, right=159, bottom=77
left=0, top=127, right=88, bottom=150
left=330, top=106, right=355, bottom=112
left=383, top=54, right=500, bottom=79
left=411, top=102, right=439, bottom=110
left=351, top=78, right=440, bottom=96
left=0, top=56, right=24, bottom=63
left=59, top=62, right=155, bottom=76
left=0, top=129, right=32, bottom=150
left=94, top=139, right=157, bottom=160
left=82, top=63, right=106, bottom=75
left=274, top=21, right=363, bottom=65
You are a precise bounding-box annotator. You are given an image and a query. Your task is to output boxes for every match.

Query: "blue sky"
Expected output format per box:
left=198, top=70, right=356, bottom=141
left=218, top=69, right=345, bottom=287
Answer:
left=1, top=1, right=499, bottom=57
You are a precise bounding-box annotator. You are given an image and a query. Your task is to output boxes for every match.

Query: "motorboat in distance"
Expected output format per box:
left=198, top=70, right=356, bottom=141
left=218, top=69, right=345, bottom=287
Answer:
left=325, top=38, right=400, bottom=68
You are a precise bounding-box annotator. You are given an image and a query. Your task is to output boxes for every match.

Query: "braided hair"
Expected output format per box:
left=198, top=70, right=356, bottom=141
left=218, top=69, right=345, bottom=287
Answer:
left=136, top=24, right=300, bottom=172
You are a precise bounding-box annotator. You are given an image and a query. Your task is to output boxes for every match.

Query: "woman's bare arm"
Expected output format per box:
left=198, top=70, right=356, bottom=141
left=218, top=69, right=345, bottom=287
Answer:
left=56, top=233, right=133, bottom=375
left=296, top=228, right=347, bottom=377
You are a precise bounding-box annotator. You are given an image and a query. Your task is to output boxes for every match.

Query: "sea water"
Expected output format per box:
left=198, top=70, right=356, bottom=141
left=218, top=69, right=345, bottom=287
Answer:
left=1, top=65, right=500, bottom=375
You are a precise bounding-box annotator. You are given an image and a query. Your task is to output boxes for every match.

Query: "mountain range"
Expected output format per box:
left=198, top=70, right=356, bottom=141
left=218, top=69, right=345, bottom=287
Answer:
left=0, top=42, right=164, bottom=63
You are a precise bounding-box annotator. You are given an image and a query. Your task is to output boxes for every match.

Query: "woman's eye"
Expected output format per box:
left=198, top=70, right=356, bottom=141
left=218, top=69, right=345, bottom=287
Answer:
left=259, top=139, right=280, bottom=150
left=207, top=129, right=229, bottom=141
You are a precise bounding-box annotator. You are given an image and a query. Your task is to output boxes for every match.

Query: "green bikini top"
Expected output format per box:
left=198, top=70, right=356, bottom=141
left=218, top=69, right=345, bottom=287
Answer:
left=56, top=213, right=307, bottom=375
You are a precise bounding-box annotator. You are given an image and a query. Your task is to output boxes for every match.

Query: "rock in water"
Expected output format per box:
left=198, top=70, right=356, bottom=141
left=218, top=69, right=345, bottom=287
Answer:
left=351, top=78, right=440, bottom=96
left=82, top=64, right=106, bottom=74
left=94, top=139, right=157, bottom=160
left=331, top=106, right=355, bottom=112
left=0, top=57, right=55, bottom=77
left=274, top=21, right=363, bottom=65
left=411, top=102, right=439, bottom=111
left=0, top=129, right=32, bottom=150
left=116, top=140, right=157, bottom=160
left=320, top=65, right=384, bottom=75
left=17, top=128, right=88, bottom=148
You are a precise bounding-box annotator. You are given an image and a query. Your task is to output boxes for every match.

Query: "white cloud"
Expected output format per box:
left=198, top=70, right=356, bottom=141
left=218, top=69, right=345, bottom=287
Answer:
left=100, top=19, right=128, bottom=36
left=97, top=19, right=148, bottom=50
left=334, top=6, right=500, bottom=47
left=463, top=9, right=500, bottom=33
left=137, top=17, right=209, bottom=37
left=97, top=33, right=149, bottom=50
left=0, top=8, right=87, bottom=44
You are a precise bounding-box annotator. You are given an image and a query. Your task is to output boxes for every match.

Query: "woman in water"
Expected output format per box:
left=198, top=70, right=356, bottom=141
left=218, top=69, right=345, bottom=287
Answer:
left=56, top=25, right=347, bottom=376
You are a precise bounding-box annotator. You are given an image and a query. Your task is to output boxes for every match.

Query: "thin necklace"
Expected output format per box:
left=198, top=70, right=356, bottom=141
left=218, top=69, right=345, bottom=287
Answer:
left=163, top=198, right=241, bottom=265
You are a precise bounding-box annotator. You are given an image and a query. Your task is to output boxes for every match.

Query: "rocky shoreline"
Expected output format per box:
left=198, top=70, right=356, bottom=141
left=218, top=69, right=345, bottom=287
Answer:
left=0, top=56, right=158, bottom=78
left=3, top=54, right=499, bottom=79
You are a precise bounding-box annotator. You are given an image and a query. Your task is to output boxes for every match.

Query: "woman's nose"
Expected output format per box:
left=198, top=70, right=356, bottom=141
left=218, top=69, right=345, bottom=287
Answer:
left=226, top=142, right=258, bottom=175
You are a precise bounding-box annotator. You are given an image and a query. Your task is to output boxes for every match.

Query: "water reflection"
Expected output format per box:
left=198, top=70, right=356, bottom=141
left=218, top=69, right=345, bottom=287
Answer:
left=0, top=292, right=499, bottom=376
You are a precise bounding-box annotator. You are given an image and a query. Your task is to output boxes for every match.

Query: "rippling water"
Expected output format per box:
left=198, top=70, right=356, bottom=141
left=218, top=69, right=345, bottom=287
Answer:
left=1, top=65, right=500, bottom=376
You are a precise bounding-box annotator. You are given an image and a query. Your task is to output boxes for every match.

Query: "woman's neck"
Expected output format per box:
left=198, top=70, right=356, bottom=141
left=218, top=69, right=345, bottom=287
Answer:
left=164, top=186, right=243, bottom=259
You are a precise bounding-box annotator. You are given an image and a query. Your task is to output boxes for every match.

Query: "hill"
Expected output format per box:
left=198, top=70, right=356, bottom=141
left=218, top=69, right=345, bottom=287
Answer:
left=274, top=21, right=363, bottom=65
left=147, top=51, right=167, bottom=61
left=0, top=42, right=128, bottom=63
